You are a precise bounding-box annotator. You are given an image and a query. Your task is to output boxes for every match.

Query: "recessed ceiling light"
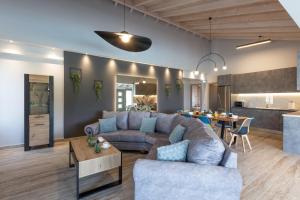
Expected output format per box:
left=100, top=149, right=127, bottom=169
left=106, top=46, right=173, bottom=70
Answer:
left=214, top=67, right=218, bottom=72
left=9, top=40, right=14, bottom=43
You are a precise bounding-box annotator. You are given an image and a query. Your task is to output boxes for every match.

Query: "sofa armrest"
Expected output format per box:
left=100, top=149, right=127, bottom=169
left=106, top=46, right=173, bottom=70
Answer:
left=133, top=159, right=242, bottom=200
left=84, top=122, right=99, bottom=136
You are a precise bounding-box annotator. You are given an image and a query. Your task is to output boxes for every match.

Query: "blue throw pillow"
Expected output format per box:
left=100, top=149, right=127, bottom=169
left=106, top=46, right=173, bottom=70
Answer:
left=169, top=124, right=186, bottom=144
left=140, top=117, right=157, bottom=133
left=99, top=117, right=117, bottom=133
left=157, top=140, right=190, bottom=162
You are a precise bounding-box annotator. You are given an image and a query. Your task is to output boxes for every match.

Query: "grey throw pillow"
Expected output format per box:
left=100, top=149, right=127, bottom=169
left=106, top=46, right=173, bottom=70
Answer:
left=186, top=126, right=225, bottom=166
left=103, top=111, right=128, bottom=130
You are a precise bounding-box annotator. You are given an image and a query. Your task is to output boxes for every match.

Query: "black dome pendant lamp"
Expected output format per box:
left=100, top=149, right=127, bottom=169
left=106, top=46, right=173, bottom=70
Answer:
left=95, top=0, right=152, bottom=52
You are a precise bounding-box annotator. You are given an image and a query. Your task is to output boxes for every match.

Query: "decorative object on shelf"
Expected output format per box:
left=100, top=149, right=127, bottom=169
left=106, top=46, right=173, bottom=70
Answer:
left=94, top=80, right=103, bottom=100
left=165, top=84, right=171, bottom=97
left=69, top=68, right=81, bottom=93
left=94, top=0, right=151, bottom=52
left=24, top=74, right=54, bottom=151
left=236, top=36, right=271, bottom=50
left=88, top=136, right=97, bottom=147
left=193, top=17, right=226, bottom=75
left=175, top=79, right=183, bottom=91
left=94, top=141, right=101, bottom=153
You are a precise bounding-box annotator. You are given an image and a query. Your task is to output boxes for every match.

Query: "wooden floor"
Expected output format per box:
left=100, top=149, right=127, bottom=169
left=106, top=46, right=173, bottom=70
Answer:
left=1, top=130, right=300, bottom=200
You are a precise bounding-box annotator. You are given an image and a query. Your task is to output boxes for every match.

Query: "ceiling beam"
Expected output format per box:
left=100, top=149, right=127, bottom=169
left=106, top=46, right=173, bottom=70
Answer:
left=111, top=0, right=204, bottom=37
left=190, top=20, right=296, bottom=30
left=160, top=0, right=276, bottom=18
left=197, top=27, right=299, bottom=34
left=211, top=35, right=300, bottom=40
left=147, top=0, right=206, bottom=13
left=134, top=0, right=158, bottom=7
left=182, top=11, right=291, bottom=27
left=170, top=2, right=283, bottom=23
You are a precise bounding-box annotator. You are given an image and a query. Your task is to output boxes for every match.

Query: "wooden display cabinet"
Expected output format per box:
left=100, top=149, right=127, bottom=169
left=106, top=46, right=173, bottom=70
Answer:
left=24, top=74, right=54, bottom=151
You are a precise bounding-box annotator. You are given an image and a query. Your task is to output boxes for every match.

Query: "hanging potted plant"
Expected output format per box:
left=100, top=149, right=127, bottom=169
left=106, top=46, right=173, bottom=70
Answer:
left=69, top=68, right=81, bottom=93
left=165, top=84, right=171, bottom=97
left=175, top=79, right=183, bottom=92
left=94, top=80, right=103, bottom=100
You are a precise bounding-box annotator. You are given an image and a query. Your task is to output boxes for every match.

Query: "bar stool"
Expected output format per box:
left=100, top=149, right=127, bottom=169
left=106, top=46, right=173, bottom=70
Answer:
left=229, top=118, right=254, bottom=153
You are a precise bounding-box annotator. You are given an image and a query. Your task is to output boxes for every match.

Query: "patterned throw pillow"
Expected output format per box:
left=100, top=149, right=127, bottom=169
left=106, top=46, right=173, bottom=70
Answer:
left=99, top=117, right=117, bottom=133
left=169, top=124, right=186, bottom=144
left=140, top=117, right=157, bottom=133
left=157, top=140, right=190, bottom=162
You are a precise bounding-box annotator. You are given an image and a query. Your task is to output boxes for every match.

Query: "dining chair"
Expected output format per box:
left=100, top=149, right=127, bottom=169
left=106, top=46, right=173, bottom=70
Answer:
left=199, top=116, right=211, bottom=125
left=214, top=120, right=232, bottom=142
left=229, top=117, right=254, bottom=153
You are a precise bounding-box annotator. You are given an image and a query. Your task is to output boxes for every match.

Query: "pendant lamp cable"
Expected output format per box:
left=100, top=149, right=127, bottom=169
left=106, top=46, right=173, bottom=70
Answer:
left=209, top=17, right=212, bottom=55
left=123, top=0, right=126, bottom=31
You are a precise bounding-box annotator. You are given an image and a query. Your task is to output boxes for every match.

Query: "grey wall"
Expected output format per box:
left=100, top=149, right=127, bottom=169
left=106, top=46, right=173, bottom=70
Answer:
left=64, top=51, right=183, bottom=138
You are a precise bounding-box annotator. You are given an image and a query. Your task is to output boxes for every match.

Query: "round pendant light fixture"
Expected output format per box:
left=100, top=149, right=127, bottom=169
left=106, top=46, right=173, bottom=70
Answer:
left=193, top=17, right=227, bottom=75
left=95, top=0, right=152, bottom=52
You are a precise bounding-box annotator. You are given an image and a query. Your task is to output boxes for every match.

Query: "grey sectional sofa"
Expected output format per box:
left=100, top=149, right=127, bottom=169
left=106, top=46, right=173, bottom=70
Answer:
left=84, top=111, right=243, bottom=200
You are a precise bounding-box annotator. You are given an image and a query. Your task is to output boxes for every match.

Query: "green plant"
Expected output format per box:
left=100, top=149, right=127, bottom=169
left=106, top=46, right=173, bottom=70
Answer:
left=94, top=81, right=103, bottom=100
left=175, top=79, right=183, bottom=91
left=70, top=71, right=81, bottom=93
left=165, top=84, right=171, bottom=97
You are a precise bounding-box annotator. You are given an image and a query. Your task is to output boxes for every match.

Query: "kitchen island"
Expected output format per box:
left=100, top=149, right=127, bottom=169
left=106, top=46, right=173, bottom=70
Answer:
left=283, top=112, right=300, bottom=154
left=231, top=107, right=297, bottom=131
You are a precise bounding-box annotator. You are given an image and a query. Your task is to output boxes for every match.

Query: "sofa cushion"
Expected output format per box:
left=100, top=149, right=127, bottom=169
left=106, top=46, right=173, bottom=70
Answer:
left=157, top=140, right=190, bottom=162
left=103, top=111, right=128, bottom=130
left=145, top=132, right=169, bottom=145
left=129, top=111, right=150, bottom=130
left=186, top=126, right=225, bottom=166
left=99, top=117, right=117, bottom=133
left=100, top=130, right=146, bottom=143
left=140, top=117, right=157, bottom=133
left=169, top=124, right=186, bottom=144
left=151, top=112, right=177, bottom=134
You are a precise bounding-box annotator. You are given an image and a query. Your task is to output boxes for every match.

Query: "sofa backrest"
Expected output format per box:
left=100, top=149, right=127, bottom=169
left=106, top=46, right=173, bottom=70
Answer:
left=103, top=111, right=128, bottom=130
left=151, top=112, right=177, bottom=134
left=128, top=111, right=151, bottom=130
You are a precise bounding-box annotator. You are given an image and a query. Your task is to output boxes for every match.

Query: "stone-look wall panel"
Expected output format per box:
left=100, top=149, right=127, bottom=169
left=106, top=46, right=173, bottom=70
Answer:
left=232, top=67, right=297, bottom=93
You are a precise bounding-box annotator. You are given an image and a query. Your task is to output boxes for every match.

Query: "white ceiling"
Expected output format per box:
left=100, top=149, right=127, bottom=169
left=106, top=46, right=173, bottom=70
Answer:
left=0, top=0, right=209, bottom=73
left=278, top=0, right=300, bottom=28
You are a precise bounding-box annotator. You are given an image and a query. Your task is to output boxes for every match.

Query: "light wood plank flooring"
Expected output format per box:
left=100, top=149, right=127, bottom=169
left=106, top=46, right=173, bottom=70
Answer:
left=1, top=131, right=300, bottom=200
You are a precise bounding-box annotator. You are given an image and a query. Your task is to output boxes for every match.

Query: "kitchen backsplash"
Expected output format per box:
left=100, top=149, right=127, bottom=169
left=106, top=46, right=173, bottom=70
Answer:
left=231, top=93, right=300, bottom=110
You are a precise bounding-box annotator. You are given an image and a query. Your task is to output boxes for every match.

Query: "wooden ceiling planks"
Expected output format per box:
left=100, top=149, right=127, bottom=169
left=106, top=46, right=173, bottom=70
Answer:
left=113, top=0, right=300, bottom=40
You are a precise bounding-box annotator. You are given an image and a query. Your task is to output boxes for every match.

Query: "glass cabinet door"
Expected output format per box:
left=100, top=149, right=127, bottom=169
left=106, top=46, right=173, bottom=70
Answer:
left=29, top=82, right=49, bottom=115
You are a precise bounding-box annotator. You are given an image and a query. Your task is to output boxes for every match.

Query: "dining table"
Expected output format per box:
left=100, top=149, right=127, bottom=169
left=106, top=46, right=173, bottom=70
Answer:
left=185, top=113, right=247, bottom=140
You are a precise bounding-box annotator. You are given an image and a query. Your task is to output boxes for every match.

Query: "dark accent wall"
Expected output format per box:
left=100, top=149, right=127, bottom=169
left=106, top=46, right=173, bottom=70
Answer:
left=64, top=51, right=183, bottom=138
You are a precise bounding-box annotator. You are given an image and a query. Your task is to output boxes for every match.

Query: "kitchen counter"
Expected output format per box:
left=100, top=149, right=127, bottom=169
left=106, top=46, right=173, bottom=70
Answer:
left=232, top=107, right=298, bottom=112
left=231, top=107, right=297, bottom=131
left=282, top=111, right=300, bottom=117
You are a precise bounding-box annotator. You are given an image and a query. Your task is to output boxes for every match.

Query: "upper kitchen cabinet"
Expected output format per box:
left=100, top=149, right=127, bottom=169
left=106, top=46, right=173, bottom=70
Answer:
left=232, top=67, right=297, bottom=93
left=217, top=74, right=232, bottom=86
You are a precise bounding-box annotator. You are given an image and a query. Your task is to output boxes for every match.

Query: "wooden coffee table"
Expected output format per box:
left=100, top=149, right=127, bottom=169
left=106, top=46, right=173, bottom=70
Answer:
left=69, top=136, right=122, bottom=199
